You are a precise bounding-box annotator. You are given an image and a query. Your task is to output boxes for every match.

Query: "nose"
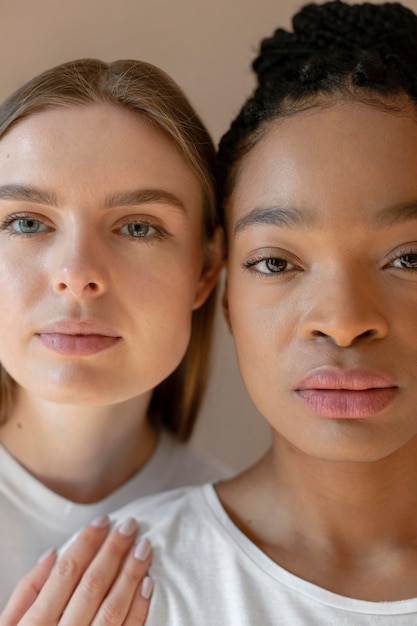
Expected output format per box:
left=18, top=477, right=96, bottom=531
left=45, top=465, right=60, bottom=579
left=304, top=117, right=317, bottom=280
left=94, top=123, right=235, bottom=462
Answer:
left=51, top=232, right=108, bottom=300
left=299, top=268, right=388, bottom=347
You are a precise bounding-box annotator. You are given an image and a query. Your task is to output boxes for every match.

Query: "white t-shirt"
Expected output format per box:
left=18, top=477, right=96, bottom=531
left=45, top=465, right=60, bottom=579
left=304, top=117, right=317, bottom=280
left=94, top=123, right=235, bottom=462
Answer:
left=0, top=431, right=230, bottom=607
left=108, top=484, right=417, bottom=625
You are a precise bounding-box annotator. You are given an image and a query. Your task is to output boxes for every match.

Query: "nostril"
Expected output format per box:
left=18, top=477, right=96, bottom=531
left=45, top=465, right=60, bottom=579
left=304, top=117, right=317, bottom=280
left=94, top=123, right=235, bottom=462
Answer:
left=311, top=330, right=327, bottom=338
left=358, top=329, right=376, bottom=340
left=54, top=280, right=100, bottom=294
left=310, top=327, right=378, bottom=345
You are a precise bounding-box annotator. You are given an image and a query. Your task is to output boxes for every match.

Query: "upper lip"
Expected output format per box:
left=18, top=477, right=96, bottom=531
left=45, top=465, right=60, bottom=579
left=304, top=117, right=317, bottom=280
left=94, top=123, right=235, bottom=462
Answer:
left=37, top=319, right=121, bottom=337
left=296, top=368, right=397, bottom=391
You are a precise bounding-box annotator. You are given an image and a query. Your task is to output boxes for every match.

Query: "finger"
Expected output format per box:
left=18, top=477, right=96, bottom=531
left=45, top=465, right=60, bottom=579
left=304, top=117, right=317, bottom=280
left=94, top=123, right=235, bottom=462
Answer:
left=60, top=518, right=146, bottom=626
left=123, top=576, right=154, bottom=626
left=91, top=538, right=152, bottom=626
left=21, top=515, right=111, bottom=624
left=0, top=549, right=56, bottom=626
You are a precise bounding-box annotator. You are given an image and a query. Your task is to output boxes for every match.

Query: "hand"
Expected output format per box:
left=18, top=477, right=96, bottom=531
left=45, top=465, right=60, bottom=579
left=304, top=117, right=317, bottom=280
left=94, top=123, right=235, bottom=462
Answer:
left=0, top=515, right=153, bottom=625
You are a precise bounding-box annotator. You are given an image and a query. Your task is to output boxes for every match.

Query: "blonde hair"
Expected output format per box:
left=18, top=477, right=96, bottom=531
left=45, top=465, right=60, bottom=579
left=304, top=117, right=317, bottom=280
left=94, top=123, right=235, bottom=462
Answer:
left=0, top=58, right=220, bottom=440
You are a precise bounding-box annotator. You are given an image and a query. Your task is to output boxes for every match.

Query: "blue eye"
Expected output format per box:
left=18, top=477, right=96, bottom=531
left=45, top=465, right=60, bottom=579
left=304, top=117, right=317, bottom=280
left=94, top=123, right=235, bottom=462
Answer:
left=120, top=222, right=157, bottom=238
left=12, top=217, right=47, bottom=234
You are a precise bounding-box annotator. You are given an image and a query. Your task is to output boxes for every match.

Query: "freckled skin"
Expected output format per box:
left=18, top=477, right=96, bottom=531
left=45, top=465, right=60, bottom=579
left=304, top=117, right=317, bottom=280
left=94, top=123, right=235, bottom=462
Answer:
left=0, top=103, right=214, bottom=407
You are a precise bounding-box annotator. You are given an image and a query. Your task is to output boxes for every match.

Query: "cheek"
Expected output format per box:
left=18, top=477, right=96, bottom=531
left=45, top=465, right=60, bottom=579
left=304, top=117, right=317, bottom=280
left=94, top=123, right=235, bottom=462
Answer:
left=228, top=280, right=294, bottom=358
left=126, top=284, right=195, bottom=391
left=122, top=252, right=202, bottom=313
left=229, top=297, right=271, bottom=393
left=227, top=277, right=300, bottom=402
left=122, top=254, right=200, bottom=354
left=0, top=254, right=40, bottom=316
left=0, top=254, right=45, bottom=375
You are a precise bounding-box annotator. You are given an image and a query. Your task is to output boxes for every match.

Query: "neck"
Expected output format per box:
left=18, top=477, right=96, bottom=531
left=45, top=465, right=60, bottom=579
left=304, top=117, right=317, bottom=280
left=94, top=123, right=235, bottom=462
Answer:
left=220, top=433, right=417, bottom=555
left=218, top=434, right=417, bottom=601
left=0, top=386, right=157, bottom=503
left=270, top=436, right=417, bottom=550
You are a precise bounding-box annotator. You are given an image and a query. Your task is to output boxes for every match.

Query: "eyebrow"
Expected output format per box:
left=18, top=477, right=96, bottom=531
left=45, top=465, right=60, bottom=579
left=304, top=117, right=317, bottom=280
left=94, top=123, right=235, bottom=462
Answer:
left=233, top=200, right=417, bottom=237
left=103, top=189, right=185, bottom=212
left=0, top=184, right=186, bottom=213
left=233, top=205, right=313, bottom=237
left=0, top=184, right=58, bottom=206
left=374, top=201, right=417, bottom=228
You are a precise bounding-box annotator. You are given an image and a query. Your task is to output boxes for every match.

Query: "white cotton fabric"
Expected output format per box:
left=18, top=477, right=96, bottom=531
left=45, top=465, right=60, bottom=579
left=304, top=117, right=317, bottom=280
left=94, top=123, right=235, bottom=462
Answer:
left=108, top=484, right=417, bottom=625
left=0, top=431, right=230, bottom=607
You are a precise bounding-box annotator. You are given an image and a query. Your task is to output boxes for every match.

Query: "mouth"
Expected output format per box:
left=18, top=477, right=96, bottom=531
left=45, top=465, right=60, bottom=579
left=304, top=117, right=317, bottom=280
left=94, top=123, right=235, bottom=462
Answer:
left=36, top=319, right=121, bottom=356
left=295, top=368, right=398, bottom=418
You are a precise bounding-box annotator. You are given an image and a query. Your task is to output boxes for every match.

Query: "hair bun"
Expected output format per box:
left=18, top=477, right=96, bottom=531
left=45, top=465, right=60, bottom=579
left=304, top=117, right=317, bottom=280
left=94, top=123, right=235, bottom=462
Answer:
left=253, top=1, right=417, bottom=85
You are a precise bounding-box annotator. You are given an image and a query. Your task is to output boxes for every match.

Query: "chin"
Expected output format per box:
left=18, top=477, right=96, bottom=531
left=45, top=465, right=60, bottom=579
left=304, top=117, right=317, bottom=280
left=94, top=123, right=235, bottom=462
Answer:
left=18, top=369, right=135, bottom=406
left=274, top=416, right=417, bottom=465
left=36, top=385, right=122, bottom=406
left=297, top=434, right=416, bottom=465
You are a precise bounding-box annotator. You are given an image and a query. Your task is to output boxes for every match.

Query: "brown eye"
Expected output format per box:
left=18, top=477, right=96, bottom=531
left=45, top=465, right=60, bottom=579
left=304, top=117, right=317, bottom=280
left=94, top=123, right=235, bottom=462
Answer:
left=265, top=258, right=288, bottom=272
left=255, top=257, right=293, bottom=274
left=400, top=254, right=417, bottom=269
left=391, top=253, right=417, bottom=269
left=244, top=249, right=301, bottom=276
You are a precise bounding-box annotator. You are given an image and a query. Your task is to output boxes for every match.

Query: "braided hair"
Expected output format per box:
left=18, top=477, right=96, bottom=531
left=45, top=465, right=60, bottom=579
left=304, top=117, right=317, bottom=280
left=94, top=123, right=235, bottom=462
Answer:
left=217, top=1, right=417, bottom=209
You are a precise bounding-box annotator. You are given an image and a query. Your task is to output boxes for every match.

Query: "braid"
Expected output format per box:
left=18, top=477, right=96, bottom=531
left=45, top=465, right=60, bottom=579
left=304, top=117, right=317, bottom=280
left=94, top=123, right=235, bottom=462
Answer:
left=255, top=2, right=417, bottom=81
left=218, top=1, right=417, bottom=210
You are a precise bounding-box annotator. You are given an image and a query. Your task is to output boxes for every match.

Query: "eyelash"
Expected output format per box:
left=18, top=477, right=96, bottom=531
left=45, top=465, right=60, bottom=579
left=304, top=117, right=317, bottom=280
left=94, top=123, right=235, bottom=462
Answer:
left=116, top=219, right=165, bottom=242
left=243, top=253, right=300, bottom=276
left=0, top=213, right=167, bottom=242
left=0, top=212, right=48, bottom=237
left=385, top=246, right=417, bottom=272
left=242, top=248, right=417, bottom=276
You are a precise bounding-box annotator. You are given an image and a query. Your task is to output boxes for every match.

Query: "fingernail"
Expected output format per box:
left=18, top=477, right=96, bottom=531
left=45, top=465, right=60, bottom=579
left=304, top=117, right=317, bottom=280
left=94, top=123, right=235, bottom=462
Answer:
left=134, top=538, right=152, bottom=561
left=91, top=514, right=110, bottom=528
left=37, top=547, right=56, bottom=563
left=118, top=517, right=137, bottom=536
left=141, top=576, right=154, bottom=599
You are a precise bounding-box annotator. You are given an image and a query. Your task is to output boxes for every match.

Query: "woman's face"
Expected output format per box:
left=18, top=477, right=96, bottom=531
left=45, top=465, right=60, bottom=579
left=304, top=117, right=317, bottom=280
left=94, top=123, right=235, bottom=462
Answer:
left=225, top=99, right=417, bottom=462
left=0, top=104, right=218, bottom=405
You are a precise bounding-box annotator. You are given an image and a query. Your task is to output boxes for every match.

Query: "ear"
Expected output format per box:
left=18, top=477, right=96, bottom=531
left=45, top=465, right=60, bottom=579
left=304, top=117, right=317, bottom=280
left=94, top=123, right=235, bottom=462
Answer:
left=222, top=277, right=233, bottom=334
left=192, top=226, right=225, bottom=310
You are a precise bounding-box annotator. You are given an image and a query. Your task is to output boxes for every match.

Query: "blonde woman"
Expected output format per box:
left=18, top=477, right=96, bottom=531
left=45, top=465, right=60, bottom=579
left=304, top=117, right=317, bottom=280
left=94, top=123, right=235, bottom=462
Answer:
left=0, top=58, right=226, bottom=623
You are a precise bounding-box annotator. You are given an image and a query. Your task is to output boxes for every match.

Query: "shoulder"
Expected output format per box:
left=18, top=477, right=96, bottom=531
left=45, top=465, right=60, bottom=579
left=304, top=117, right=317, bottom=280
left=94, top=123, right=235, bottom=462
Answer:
left=111, top=484, right=239, bottom=624
left=109, top=483, right=210, bottom=535
left=108, top=482, right=232, bottom=558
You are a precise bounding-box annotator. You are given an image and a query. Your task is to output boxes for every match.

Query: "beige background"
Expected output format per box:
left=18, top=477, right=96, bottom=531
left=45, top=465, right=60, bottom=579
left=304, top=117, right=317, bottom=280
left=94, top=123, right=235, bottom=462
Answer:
left=1, top=0, right=416, bottom=471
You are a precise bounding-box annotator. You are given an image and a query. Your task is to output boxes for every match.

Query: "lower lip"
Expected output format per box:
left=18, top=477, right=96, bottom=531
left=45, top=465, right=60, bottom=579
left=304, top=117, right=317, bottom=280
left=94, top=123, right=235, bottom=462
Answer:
left=296, top=388, right=397, bottom=418
left=38, top=333, right=120, bottom=356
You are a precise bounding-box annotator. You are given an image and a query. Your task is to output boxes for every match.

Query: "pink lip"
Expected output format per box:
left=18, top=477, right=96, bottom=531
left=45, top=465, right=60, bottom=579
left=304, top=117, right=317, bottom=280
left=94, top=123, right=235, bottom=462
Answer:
left=36, top=320, right=121, bottom=356
left=296, top=368, right=398, bottom=418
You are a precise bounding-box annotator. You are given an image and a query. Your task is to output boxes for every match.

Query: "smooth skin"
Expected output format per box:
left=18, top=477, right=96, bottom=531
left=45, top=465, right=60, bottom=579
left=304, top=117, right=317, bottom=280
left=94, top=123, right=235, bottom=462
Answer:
left=1, top=518, right=152, bottom=626
left=0, top=103, right=222, bottom=621
left=218, top=99, right=417, bottom=601
left=0, top=104, right=219, bottom=503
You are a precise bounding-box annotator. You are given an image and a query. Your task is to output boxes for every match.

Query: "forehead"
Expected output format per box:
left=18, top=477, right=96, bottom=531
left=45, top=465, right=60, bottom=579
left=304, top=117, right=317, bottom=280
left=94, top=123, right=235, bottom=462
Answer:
left=0, top=103, right=202, bottom=206
left=0, top=103, right=178, bottom=163
left=228, top=100, right=417, bottom=230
